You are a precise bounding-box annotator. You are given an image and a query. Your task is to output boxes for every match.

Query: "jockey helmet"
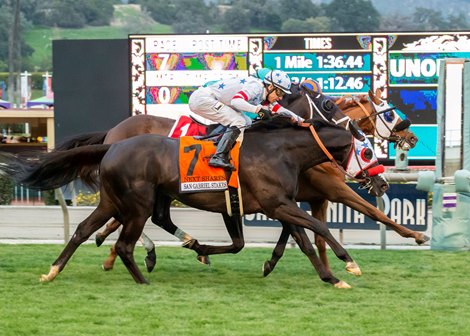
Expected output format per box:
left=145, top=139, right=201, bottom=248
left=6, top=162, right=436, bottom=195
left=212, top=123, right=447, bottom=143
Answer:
left=300, top=78, right=322, bottom=93
left=264, top=70, right=292, bottom=94
left=255, top=67, right=271, bottom=80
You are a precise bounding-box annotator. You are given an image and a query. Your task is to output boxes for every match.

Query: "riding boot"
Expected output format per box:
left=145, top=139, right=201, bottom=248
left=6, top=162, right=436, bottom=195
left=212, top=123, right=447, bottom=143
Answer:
left=209, top=126, right=241, bottom=170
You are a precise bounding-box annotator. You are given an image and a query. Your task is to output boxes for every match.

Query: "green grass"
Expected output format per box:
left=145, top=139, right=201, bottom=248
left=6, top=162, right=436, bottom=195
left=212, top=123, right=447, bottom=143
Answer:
left=1, top=245, right=470, bottom=335
left=24, top=4, right=173, bottom=70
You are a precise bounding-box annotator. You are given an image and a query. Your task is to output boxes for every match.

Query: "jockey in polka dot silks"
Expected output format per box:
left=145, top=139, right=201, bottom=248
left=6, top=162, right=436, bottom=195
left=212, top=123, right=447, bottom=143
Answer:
left=188, top=69, right=304, bottom=171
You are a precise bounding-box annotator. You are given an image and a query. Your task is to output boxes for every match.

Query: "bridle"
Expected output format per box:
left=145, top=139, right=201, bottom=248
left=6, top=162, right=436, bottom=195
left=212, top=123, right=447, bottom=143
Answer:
left=301, top=94, right=385, bottom=184
left=341, top=95, right=412, bottom=148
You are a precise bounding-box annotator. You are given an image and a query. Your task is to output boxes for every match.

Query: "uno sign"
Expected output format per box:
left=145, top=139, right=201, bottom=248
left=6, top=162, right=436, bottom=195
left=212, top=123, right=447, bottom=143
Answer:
left=244, top=184, right=428, bottom=232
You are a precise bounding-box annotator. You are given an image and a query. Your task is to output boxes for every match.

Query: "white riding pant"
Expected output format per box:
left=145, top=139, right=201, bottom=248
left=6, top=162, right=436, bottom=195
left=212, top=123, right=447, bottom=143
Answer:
left=189, top=87, right=252, bottom=130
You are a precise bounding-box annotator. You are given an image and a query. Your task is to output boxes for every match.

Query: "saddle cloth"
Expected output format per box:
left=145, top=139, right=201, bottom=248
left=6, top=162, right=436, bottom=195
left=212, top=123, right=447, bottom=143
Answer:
left=169, top=115, right=208, bottom=138
left=178, top=136, right=240, bottom=193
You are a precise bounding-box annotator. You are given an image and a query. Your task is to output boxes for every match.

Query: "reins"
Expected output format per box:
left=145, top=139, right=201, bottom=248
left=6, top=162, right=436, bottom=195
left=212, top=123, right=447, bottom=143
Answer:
left=299, top=122, right=367, bottom=183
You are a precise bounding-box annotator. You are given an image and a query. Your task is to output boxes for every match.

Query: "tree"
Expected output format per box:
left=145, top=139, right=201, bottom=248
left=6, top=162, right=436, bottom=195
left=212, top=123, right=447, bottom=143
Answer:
left=276, top=0, right=321, bottom=22
left=8, top=0, right=21, bottom=104
left=221, top=6, right=251, bottom=32
left=413, top=7, right=447, bottom=30
left=324, top=0, right=381, bottom=32
left=171, top=0, right=217, bottom=33
left=281, top=17, right=331, bottom=33
left=30, top=0, right=115, bottom=28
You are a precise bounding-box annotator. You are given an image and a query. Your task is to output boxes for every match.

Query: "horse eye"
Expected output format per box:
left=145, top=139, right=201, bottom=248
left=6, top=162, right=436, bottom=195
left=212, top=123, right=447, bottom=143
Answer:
left=384, top=111, right=395, bottom=122
left=322, top=99, right=335, bottom=112
left=361, top=148, right=373, bottom=162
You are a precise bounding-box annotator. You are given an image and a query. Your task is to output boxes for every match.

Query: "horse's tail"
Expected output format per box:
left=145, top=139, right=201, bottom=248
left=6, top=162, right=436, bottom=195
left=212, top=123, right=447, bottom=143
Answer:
left=54, top=131, right=108, bottom=151
left=0, top=144, right=111, bottom=190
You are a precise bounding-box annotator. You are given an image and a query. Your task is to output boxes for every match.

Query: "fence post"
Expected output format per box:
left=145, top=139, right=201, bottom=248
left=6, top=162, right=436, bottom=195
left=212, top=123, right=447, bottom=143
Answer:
left=376, top=196, right=386, bottom=249
left=55, top=188, right=69, bottom=244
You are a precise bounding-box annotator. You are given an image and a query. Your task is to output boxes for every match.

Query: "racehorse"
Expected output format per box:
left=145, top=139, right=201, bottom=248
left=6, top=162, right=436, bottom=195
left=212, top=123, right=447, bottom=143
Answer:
left=54, top=88, right=427, bottom=276
left=1, top=114, right=368, bottom=288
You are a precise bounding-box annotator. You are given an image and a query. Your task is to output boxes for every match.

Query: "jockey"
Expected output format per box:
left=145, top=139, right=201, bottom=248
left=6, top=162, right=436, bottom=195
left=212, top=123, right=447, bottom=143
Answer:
left=189, top=69, right=304, bottom=170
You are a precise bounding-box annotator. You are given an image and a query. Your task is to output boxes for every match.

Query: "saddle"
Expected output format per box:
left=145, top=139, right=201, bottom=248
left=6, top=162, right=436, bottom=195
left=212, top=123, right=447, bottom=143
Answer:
left=168, top=115, right=226, bottom=142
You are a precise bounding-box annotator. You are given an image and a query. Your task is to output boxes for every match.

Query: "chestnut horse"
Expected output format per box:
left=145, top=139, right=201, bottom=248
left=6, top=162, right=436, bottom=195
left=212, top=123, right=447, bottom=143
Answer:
left=2, top=115, right=370, bottom=287
left=55, top=88, right=427, bottom=276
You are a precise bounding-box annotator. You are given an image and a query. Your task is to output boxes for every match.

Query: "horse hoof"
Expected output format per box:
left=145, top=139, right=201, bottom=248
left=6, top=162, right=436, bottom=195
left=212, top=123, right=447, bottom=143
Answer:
left=39, top=266, right=59, bottom=282
left=197, top=255, right=210, bottom=265
left=39, top=274, right=50, bottom=282
left=262, top=261, right=273, bottom=277
left=346, top=261, right=362, bottom=276
left=182, top=239, right=196, bottom=249
left=95, top=234, right=105, bottom=247
left=102, top=263, right=113, bottom=271
left=416, top=234, right=430, bottom=245
left=145, top=249, right=157, bottom=273
left=334, top=280, right=352, bottom=289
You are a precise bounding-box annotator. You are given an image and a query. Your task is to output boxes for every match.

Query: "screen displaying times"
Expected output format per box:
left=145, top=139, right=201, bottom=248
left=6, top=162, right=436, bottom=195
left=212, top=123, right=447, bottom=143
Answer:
left=129, top=32, right=470, bottom=164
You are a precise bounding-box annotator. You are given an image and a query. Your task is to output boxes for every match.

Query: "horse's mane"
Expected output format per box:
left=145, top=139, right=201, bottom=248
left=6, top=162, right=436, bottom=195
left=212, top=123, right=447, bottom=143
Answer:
left=247, top=115, right=344, bottom=134
left=247, top=115, right=297, bottom=132
left=336, top=95, right=369, bottom=111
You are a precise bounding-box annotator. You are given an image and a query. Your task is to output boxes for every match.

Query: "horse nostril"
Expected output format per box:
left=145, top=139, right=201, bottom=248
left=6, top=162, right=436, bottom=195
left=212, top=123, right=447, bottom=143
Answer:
left=381, top=183, right=389, bottom=192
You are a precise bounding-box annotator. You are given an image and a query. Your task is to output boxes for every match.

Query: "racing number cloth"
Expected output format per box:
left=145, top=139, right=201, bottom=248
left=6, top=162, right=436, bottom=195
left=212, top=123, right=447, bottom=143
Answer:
left=178, top=136, right=240, bottom=193
left=169, top=115, right=207, bottom=138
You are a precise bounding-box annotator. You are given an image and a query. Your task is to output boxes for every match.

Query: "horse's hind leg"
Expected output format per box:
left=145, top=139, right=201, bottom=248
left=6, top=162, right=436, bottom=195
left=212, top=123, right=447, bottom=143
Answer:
left=95, top=218, right=121, bottom=247
left=101, top=232, right=156, bottom=272
left=40, top=205, right=114, bottom=282
left=114, top=216, right=149, bottom=284
left=310, top=201, right=331, bottom=273
left=102, top=244, right=118, bottom=271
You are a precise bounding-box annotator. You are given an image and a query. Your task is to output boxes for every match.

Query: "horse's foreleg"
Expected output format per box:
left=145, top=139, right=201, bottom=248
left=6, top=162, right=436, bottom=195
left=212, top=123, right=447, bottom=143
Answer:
left=40, top=205, right=113, bottom=282
left=263, top=227, right=290, bottom=277
left=152, top=193, right=194, bottom=245
left=152, top=192, right=214, bottom=264
left=95, top=218, right=121, bottom=247
left=270, top=201, right=361, bottom=278
left=334, top=189, right=429, bottom=244
left=286, top=223, right=345, bottom=287
left=185, top=213, right=245, bottom=263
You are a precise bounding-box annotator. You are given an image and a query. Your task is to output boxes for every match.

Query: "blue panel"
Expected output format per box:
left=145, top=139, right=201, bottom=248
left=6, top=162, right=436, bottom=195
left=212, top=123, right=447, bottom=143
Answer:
left=388, top=125, right=437, bottom=160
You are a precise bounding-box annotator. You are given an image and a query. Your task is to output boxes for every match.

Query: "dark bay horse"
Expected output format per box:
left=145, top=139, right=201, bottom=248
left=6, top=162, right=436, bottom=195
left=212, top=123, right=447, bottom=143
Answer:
left=1, top=117, right=365, bottom=288
left=56, top=88, right=426, bottom=273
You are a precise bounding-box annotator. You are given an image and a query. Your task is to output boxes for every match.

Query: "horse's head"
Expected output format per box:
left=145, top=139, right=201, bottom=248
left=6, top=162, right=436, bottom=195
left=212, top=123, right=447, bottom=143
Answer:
left=288, top=89, right=389, bottom=197
left=341, top=134, right=389, bottom=197
left=368, top=89, right=418, bottom=150
left=339, top=89, right=418, bottom=151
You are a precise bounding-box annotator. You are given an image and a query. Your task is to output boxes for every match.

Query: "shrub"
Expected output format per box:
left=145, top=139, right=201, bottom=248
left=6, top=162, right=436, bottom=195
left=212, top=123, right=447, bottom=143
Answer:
left=0, top=175, right=14, bottom=205
left=76, top=191, right=100, bottom=206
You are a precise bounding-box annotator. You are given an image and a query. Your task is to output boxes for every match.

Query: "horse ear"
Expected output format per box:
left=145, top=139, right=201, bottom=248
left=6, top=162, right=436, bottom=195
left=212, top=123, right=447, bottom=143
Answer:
left=369, top=89, right=380, bottom=104
left=375, top=87, right=382, bottom=97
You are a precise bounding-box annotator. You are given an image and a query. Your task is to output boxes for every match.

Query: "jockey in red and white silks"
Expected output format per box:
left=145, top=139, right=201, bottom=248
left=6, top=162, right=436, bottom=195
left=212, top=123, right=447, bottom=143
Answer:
left=188, top=70, right=303, bottom=170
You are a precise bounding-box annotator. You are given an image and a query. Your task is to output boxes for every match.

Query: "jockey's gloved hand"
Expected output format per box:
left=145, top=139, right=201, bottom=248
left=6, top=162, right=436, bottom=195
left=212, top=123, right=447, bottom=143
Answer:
left=257, top=107, right=273, bottom=120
